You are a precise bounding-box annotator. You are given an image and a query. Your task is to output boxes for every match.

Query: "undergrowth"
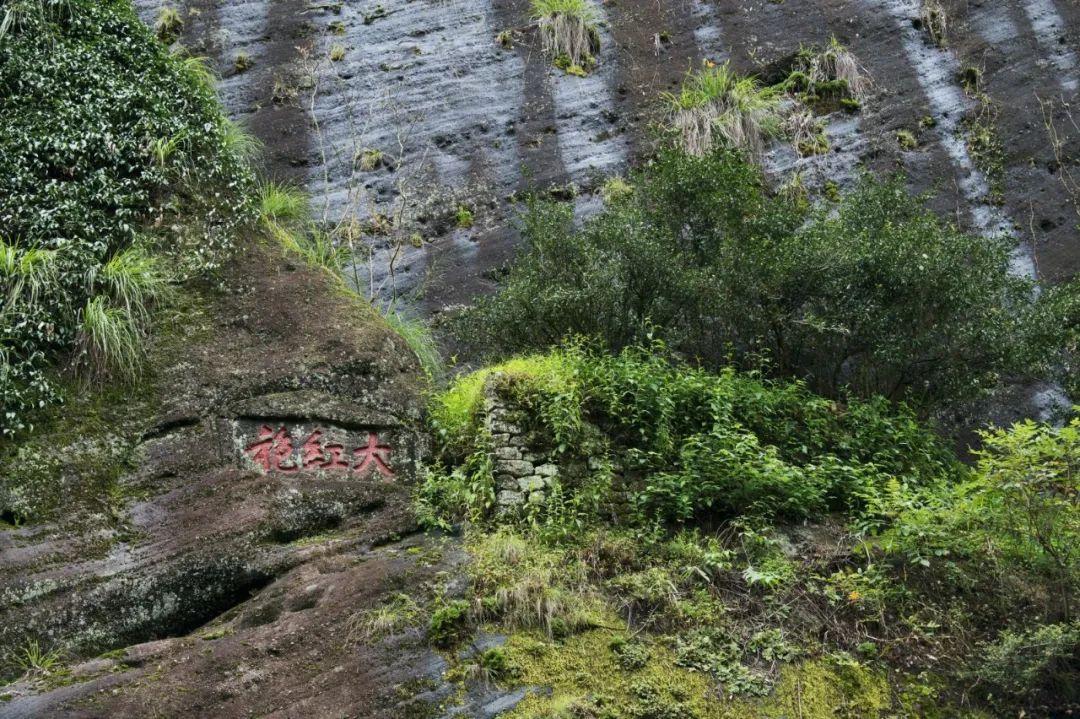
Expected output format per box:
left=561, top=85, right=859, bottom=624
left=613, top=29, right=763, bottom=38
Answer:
left=0, top=0, right=254, bottom=435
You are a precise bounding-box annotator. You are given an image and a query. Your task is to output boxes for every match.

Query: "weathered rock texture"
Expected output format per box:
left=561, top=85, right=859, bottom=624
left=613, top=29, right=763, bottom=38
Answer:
left=135, top=0, right=1079, bottom=314
left=0, top=245, right=456, bottom=717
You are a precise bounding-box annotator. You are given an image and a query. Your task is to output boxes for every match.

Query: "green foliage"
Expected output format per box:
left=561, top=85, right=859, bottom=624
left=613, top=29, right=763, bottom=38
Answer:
left=454, top=150, right=1061, bottom=408
left=428, top=599, right=471, bottom=647
left=381, top=309, right=444, bottom=385
left=424, top=344, right=959, bottom=527
left=455, top=206, right=475, bottom=229
left=789, top=38, right=870, bottom=103
left=0, top=0, right=254, bottom=434
left=881, top=417, right=1080, bottom=622
left=154, top=6, right=182, bottom=43
left=968, top=622, right=1079, bottom=706
left=9, top=639, right=63, bottom=677
left=467, top=529, right=601, bottom=638
left=74, top=295, right=143, bottom=381
left=464, top=646, right=520, bottom=686
left=259, top=183, right=351, bottom=273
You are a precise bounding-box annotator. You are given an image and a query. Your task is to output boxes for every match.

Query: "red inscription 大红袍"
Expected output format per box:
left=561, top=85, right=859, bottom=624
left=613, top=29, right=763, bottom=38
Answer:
left=244, top=425, right=394, bottom=478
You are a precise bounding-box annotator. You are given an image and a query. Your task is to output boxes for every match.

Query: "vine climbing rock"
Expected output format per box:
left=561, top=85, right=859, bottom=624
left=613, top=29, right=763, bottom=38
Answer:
left=0, top=244, right=478, bottom=718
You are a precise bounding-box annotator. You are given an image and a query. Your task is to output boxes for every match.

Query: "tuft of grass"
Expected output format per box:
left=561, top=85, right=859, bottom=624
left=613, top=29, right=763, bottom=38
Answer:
left=896, top=128, right=918, bottom=150
left=795, top=38, right=871, bottom=102
left=97, top=245, right=172, bottom=323
left=154, top=6, right=183, bottom=42
left=664, top=62, right=782, bottom=158
left=921, top=0, right=948, bottom=46
left=74, top=296, right=142, bottom=381
left=0, top=240, right=57, bottom=312
left=222, top=118, right=262, bottom=163
left=348, top=593, right=422, bottom=644
left=179, top=55, right=217, bottom=97
left=784, top=106, right=829, bottom=156
left=11, top=639, right=62, bottom=677
left=357, top=147, right=383, bottom=171
left=329, top=44, right=346, bottom=62
left=259, top=182, right=308, bottom=225
left=258, top=183, right=351, bottom=273
left=149, top=131, right=187, bottom=169
left=381, top=308, right=444, bottom=385
left=234, top=52, right=252, bottom=73
left=469, top=529, right=601, bottom=638
left=531, top=0, right=600, bottom=72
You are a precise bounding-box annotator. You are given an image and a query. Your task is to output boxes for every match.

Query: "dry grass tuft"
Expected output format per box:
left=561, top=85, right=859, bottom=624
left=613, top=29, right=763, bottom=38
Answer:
left=532, top=0, right=600, bottom=69
left=665, top=62, right=782, bottom=158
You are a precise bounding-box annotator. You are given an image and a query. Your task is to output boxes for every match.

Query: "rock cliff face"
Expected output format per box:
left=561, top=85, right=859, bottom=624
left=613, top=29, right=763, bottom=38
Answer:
left=135, top=0, right=1079, bottom=312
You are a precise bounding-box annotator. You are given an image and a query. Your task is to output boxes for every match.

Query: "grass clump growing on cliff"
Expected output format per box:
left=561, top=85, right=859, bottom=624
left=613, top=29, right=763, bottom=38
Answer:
left=920, top=0, right=948, bottom=46
left=784, top=38, right=871, bottom=110
left=531, top=0, right=600, bottom=74
left=665, top=62, right=782, bottom=158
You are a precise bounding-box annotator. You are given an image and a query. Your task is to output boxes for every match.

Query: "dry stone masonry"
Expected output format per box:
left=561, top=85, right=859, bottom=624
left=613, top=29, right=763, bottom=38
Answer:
left=483, top=375, right=561, bottom=511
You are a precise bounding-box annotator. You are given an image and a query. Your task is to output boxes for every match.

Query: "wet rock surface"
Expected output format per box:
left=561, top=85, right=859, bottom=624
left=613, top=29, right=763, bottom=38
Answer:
left=136, top=0, right=1078, bottom=311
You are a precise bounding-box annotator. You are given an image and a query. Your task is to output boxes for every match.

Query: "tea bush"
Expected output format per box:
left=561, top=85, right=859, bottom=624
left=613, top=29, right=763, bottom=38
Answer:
left=0, top=0, right=254, bottom=435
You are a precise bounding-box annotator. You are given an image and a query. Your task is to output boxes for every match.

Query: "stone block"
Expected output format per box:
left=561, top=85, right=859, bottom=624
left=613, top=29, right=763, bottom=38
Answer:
left=497, top=490, right=523, bottom=506
left=494, top=459, right=533, bottom=477
left=534, top=463, right=559, bottom=477
left=494, top=446, right=521, bottom=460
left=517, top=476, right=545, bottom=492
left=490, top=420, right=522, bottom=434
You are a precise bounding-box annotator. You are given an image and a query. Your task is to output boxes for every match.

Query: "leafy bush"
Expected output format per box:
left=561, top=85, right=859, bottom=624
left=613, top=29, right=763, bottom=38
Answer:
left=453, top=150, right=1062, bottom=409
left=881, top=417, right=1080, bottom=623
left=968, top=622, right=1079, bottom=706
left=422, top=344, right=960, bottom=527
left=427, top=599, right=471, bottom=647
left=0, top=0, right=254, bottom=434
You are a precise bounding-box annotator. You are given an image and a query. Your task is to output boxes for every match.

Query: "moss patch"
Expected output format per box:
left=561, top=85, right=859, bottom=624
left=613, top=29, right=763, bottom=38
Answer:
left=499, top=627, right=901, bottom=719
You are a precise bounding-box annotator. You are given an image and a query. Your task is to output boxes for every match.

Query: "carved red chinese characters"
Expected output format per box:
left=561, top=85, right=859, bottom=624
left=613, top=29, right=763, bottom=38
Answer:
left=244, top=425, right=393, bottom=478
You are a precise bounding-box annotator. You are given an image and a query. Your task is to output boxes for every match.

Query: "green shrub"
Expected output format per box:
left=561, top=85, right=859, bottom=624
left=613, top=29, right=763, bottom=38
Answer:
left=968, top=622, right=1079, bottom=706
left=423, top=344, right=960, bottom=527
left=454, top=150, right=1061, bottom=409
left=881, top=417, right=1080, bottom=622
left=0, top=0, right=254, bottom=434
left=427, top=599, right=471, bottom=647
